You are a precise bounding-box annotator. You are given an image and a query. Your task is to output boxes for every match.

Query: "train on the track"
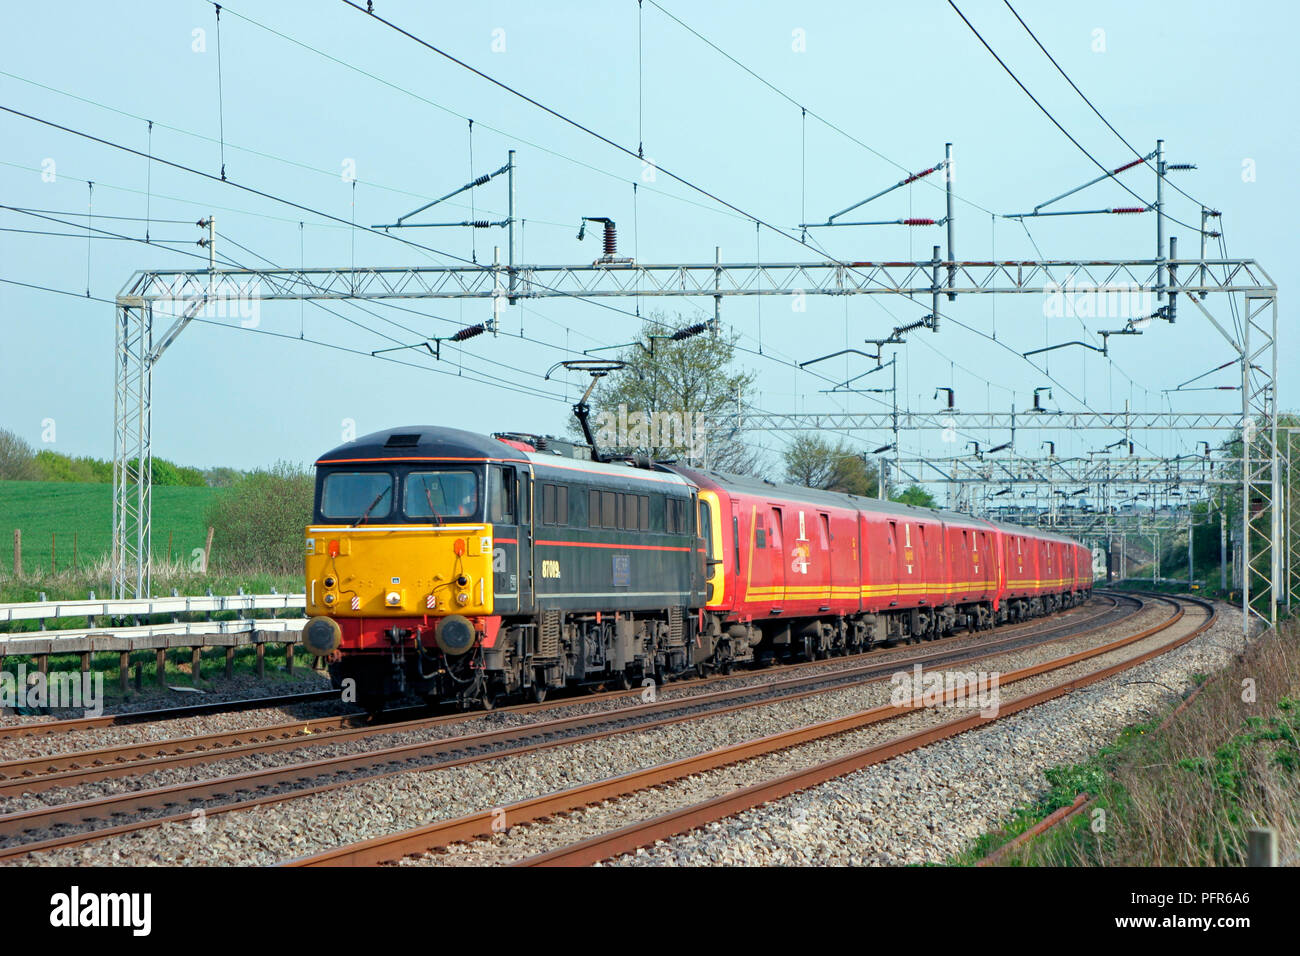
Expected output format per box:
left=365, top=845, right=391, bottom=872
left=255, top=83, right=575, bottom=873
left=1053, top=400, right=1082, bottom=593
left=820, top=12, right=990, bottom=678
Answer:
left=299, top=425, right=1093, bottom=709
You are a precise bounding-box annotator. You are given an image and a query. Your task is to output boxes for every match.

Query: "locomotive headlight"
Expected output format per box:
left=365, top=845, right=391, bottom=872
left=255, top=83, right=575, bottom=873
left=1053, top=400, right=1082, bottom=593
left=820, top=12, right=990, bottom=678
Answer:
left=324, top=592, right=337, bottom=606
left=455, top=591, right=470, bottom=606
left=385, top=590, right=402, bottom=607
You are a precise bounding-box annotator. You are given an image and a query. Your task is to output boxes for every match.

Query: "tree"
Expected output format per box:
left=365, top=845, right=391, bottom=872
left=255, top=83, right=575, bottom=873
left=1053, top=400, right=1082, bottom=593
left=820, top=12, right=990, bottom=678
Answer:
left=204, top=466, right=245, bottom=488
left=0, top=428, right=38, bottom=480
left=783, top=434, right=878, bottom=496
left=890, top=484, right=937, bottom=508
left=205, top=461, right=314, bottom=573
left=578, top=314, right=764, bottom=474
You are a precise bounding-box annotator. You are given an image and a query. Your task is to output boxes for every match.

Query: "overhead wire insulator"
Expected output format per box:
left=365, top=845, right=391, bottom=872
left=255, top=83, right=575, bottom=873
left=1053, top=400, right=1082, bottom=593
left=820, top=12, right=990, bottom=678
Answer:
left=902, top=218, right=937, bottom=226
left=469, top=220, right=492, bottom=228
left=671, top=322, right=709, bottom=341
left=1112, top=157, right=1146, bottom=174
left=1110, top=207, right=1148, bottom=214
left=901, top=164, right=943, bottom=185
left=602, top=221, right=617, bottom=257
left=450, top=323, right=487, bottom=342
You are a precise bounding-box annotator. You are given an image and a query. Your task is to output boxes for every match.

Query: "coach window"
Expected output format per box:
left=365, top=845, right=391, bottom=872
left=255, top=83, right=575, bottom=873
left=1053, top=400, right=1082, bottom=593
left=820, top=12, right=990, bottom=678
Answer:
left=602, top=491, right=617, bottom=529
left=589, top=489, right=600, bottom=528
left=542, top=483, right=557, bottom=524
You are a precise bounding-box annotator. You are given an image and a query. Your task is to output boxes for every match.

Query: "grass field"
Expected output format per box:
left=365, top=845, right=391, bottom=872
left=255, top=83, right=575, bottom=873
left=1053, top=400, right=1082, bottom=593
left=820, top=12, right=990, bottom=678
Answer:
left=0, top=480, right=219, bottom=575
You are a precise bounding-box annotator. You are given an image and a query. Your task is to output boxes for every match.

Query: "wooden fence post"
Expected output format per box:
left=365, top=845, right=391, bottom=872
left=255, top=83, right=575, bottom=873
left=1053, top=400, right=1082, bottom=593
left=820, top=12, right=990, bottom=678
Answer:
left=12, top=529, right=20, bottom=578
left=72, top=532, right=78, bottom=572
left=51, top=532, right=56, bottom=574
left=203, top=526, right=214, bottom=573
left=1248, top=827, right=1277, bottom=867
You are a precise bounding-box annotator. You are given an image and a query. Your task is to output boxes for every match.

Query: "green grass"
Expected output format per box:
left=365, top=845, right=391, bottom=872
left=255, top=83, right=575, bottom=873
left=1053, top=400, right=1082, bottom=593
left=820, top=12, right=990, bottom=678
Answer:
left=0, top=480, right=219, bottom=575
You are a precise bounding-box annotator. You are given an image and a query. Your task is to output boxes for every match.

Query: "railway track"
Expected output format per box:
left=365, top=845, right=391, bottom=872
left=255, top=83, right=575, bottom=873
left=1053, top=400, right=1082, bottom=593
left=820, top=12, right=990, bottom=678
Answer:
left=0, top=689, right=341, bottom=741
left=0, top=597, right=1114, bottom=749
left=0, top=595, right=1128, bottom=796
left=0, top=595, right=1138, bottom=862
left=283, top=592, right=1214, bottom=867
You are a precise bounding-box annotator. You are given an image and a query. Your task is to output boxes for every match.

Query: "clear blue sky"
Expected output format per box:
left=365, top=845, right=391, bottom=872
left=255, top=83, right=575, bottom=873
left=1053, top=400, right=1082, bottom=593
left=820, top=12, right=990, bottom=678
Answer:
left=0, top=0, right=1293, bottom=479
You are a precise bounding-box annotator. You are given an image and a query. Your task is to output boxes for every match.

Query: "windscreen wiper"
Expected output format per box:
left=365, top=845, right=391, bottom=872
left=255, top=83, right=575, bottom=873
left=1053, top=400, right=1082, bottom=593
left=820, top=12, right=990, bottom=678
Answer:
left=352, top=487, right=391, bottom=527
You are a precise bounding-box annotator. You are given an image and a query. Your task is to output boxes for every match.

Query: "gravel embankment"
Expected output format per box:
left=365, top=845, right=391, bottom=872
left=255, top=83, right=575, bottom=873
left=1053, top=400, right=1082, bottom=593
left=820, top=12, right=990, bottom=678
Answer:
left=5, top=599, right=1182, bottom=865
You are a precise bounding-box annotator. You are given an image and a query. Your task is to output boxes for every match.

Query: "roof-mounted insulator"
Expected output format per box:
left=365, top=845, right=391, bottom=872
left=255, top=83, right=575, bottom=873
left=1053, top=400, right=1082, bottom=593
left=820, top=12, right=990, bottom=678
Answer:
left=1111, top=207, right=1148, bottom=214
left=902, top=218, right=937, bottom=226
left=450, top=323, right=487, bottom=342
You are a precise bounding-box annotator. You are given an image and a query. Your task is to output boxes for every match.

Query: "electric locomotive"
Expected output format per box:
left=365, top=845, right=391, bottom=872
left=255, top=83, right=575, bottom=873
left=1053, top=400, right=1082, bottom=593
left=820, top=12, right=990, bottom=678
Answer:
left=300, top=425, right=708, bottom=709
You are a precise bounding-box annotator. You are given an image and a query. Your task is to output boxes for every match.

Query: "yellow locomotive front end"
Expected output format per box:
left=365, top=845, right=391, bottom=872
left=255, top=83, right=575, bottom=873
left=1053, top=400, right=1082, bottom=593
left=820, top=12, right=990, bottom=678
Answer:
left=298, top=428, right=520, bottom=708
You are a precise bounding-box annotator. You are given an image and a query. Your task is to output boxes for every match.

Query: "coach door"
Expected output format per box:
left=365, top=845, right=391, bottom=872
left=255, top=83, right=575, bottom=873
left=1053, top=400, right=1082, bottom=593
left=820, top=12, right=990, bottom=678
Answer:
left=768, top=506, right=786, bottom=610
left=488, top=464, right=527, bottom=613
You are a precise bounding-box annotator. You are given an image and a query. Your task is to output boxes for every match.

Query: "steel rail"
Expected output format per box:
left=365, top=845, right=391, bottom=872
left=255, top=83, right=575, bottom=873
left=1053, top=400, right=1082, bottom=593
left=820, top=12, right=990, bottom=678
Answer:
left=284, top=595, right=1198, bottom=866
left=0, top=596, right=1131, bottom=823
left=975, top=593, right=1223, bottom=866
left=0, top=690, right=341, bottom=741
left=0, top=597, right=1128, bottom=861
left=513, top=595, right=1215, bottom=867
left=0, top=597, right=1120, bottom=787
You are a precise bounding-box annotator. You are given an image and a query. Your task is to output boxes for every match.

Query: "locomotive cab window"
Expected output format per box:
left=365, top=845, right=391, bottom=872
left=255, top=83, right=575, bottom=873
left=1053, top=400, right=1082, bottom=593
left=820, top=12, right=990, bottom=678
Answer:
left=321, top=471, right=393, bottom=522
left=405, top=469, right=480, bottom=522
left=487, top=465, right=516, bottom=525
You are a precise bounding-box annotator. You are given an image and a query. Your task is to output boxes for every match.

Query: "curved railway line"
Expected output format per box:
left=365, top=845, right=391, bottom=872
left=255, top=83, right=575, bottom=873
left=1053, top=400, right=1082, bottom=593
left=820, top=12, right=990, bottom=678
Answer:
left=281, top=592, right=1215, bottom=867
left=0, top=594, right=1129, bottom=793
left=0, top=591, right=1209, bottom=866
left=0, top=595, right=1144, bottom=862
